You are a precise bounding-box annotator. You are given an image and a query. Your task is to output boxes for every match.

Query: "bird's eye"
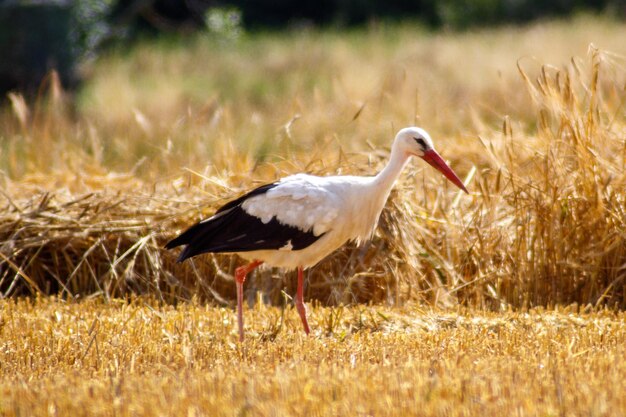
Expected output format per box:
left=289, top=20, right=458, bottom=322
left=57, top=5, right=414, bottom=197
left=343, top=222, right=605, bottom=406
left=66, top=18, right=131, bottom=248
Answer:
left=413, top=137, right=426, bottom=148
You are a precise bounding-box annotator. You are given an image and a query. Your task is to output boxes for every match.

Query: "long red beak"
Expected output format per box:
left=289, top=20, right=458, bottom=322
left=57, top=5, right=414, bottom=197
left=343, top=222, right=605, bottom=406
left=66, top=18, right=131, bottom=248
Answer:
left=421, top=149, right=468, bottom=193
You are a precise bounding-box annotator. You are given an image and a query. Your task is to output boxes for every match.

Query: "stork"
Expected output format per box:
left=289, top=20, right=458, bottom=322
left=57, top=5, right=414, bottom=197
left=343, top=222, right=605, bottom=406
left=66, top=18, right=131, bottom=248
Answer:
left=166, top=127, right=468, bottom=341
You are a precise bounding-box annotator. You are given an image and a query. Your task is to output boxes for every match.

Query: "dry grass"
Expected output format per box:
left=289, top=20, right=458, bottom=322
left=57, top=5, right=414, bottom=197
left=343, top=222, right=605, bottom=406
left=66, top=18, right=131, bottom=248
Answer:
left=0, top=16, right=625, bottom=309
left=0, top=298, right=625, bottom=416
left=2, top=17, right=625, bottom=416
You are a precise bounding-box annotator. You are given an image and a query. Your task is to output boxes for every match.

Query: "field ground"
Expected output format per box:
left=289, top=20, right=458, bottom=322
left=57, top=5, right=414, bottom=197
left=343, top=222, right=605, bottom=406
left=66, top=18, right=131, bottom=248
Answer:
left=0, top=298, right=625, bottom=416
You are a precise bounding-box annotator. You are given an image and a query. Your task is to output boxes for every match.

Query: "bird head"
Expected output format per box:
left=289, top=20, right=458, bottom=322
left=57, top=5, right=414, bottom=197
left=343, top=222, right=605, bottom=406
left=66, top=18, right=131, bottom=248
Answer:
left=394, top=127, right=468, bottom=193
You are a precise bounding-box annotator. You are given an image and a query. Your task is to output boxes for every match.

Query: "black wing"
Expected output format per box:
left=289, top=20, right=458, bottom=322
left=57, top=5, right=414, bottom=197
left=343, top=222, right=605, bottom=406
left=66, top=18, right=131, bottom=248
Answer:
left=165, top=183, right=324, bottom=262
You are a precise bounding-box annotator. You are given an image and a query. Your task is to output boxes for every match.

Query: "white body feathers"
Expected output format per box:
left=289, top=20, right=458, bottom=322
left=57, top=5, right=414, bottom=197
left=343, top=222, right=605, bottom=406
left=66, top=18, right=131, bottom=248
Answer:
left=237, top=143, right=409, bottom=269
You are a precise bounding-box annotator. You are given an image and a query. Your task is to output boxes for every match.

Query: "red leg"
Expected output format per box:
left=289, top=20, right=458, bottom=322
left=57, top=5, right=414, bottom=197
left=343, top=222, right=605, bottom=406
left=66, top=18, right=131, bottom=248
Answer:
left=234, top=260, right=263, bottom=342
left=295, top=266, right=311, bottom=335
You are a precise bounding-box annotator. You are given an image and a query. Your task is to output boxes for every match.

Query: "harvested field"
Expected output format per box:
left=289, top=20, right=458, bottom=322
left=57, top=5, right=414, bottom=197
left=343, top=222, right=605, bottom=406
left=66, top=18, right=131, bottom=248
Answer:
left=1, top=298, right=625, bottom=416
left=0, top=16, right=625, bottom=416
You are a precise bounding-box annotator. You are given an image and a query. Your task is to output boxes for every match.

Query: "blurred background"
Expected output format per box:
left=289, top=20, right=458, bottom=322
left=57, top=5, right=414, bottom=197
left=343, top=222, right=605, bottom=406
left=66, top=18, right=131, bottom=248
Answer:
left=1, top=1, right=625, bottom=309
left=1, top=0, right=625, bottom=95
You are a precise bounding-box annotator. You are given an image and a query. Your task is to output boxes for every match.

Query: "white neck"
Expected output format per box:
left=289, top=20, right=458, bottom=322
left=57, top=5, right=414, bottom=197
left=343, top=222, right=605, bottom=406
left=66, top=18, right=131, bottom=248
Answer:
left=349, top=148, right=409, bottom=242
left=350, top=146, right=410, bottom=242
left=372, top=146, right=410, bottom=193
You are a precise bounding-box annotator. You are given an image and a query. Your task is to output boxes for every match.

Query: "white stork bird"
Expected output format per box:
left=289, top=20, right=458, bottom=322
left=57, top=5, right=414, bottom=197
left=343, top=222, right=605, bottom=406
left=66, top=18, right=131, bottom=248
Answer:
left=166, top=127, right=468, bottom=341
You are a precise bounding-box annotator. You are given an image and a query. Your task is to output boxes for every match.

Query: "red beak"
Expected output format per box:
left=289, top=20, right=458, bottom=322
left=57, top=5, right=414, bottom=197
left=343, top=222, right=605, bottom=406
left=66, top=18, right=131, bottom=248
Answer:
left=421, top=149, right=468, bottom=193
